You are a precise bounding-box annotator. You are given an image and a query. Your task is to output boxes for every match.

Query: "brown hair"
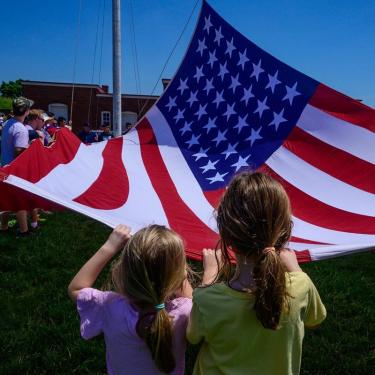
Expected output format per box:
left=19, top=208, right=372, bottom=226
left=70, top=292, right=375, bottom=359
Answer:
left=112, top=225, right=186, bottom=373
left=26, top=109, right=43, bottom=123
left=216, top=171, right=292, bottom=330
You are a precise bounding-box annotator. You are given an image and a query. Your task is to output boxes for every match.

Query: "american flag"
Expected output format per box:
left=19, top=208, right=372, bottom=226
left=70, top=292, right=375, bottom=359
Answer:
left=1, top=1, right=374, bottom=262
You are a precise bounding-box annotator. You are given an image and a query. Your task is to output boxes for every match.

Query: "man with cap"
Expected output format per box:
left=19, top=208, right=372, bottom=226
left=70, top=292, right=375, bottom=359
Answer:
left=78, top=123, right=98, bottom=143
left=1, top=96, right=33, bottom=237
left=98, top=124, right=113, bottom=142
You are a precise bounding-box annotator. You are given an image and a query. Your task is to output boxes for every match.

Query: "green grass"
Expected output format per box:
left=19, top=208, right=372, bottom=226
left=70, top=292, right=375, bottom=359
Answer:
left=0, top=211, right=374, bottom=374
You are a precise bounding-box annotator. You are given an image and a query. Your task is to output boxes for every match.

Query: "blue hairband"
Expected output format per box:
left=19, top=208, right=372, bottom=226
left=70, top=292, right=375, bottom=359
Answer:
left=154, top=303, right=165, bottom=310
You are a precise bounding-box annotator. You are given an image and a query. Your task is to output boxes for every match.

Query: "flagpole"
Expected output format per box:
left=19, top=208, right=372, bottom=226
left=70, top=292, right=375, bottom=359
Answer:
left=112, top=0, right=122, bottom=137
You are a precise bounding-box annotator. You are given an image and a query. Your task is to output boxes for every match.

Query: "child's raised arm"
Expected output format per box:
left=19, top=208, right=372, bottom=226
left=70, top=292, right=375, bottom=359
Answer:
left=68, top=225, right=131, bottom=302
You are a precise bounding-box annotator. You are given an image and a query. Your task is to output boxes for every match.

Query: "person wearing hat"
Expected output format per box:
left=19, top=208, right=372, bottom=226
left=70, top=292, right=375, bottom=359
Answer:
left=78, top=123, right=98, bottom=144
left=0, top=96, right=33, bottom=237
left=98, top=124, right=113, bottom=142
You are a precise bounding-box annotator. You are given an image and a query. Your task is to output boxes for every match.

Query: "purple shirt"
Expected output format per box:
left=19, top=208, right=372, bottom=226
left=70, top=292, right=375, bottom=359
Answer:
left=77, top=288, right=192, bottom=375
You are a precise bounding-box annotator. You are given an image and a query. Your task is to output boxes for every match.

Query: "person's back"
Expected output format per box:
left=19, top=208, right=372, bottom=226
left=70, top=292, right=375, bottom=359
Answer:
left=78, top=288, right=191, bottom=374
left=188, top=272, right=325, bottom=375
left=1, top=117, right=28, bottom=165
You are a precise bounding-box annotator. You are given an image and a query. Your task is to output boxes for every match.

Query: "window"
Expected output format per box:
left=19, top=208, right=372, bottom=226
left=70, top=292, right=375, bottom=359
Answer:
left=48, top=103, right=68, bottom=120
left=101, top=111, right=111, bottom=126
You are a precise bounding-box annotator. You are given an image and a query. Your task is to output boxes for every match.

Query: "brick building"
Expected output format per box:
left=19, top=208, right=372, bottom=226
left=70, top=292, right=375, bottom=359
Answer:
left=21, top=80, right=163, bottom=133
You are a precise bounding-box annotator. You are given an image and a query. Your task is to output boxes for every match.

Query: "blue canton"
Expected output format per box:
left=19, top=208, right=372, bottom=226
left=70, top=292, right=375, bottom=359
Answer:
left=157, top=1, right=319, bottom=191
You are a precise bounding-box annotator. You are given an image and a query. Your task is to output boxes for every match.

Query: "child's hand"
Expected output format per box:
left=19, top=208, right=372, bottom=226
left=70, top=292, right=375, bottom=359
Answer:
left=279, top=248, right=302, bottom=272
left=103, top=224, right=132, bottom=255
left=202, top=248, right=223, bottom=285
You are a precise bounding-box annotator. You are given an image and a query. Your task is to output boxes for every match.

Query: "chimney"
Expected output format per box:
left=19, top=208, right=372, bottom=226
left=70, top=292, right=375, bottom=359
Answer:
left=101, top=85, right=109, bottom=93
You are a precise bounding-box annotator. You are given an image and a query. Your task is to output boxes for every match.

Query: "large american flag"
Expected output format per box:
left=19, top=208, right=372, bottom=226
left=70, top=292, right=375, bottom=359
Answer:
left=1, top=1, right=374, bottom=262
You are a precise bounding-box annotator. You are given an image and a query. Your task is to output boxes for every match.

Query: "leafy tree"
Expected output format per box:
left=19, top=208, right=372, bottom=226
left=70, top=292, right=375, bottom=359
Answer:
left=0, top=79, right=23, bottom=98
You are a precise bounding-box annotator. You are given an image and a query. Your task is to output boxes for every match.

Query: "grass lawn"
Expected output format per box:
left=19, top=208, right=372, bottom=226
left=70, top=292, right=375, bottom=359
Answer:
left=0, top=211, right=374, bottom=374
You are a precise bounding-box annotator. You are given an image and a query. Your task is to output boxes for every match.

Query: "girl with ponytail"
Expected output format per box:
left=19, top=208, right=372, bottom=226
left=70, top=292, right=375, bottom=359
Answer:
left=187, top=172, right=326, bottom=375
left=69, top=224, right=199, bottom=374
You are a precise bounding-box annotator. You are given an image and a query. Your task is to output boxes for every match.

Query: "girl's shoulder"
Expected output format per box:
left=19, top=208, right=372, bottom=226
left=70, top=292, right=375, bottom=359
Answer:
left=77, top=288, right=130, bottom=311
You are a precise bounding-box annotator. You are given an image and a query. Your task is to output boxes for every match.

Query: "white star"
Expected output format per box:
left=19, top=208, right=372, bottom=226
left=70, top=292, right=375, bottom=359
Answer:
left=179, top=121, right=192, bottom=136
left=229, top=73, right=241, bottom=93
left=195, top=103, right=208, bottom=120
left=265, top=70, right=281, bottom=93
left=223, top=103, right=236, bottom=121
left=221, top=142, right=238, bottom=159
left=196, top=38, right=207, bottom=56
left=193, top=146, right=209, bottom=161
left=207, top=171, right=228, bottom=184
left=218, top=62, right=229, bottom=81
left=269, top=108, right=287, bottom=131
left=225, top=37, right=236, bottom=58
left=212, top=90, right=225, bottom=109
left=283, top=82, right=301, bottom=105
left=173, top=108, right=185, bottom=123
left=253, top=96, right=269, bottom=119
left=246, top=127, right=263, bottom=146
left=194, top=65, right=205, bottom=83
left=233, top=114, right=250, bottom=134
left=214, top=27, right=224, bottom=45
left=203, top=117, right=217, bottom=133
left=212, top=129, right=228, bottom=146
left=231, top=154, right=251, bottom=172
left=204, top=78, right=215, bottom=95
left=203, top=15, right=213, bottom=33
left=251, top=59, right=264, bottom=81
left=177, top=78, right=189, bottom=95
left=187, top=91, right=198, bottom=107
left=185, top=133, right=201, bottom=149
left=237, top=48, right=249, bottom=70
left=207, top=49, right=218, bottom=68
left=200, top=159, right=219, bottom=174
left=165, top=96, right=177, bottom=112
left=241, top=85, right=254, bottom=106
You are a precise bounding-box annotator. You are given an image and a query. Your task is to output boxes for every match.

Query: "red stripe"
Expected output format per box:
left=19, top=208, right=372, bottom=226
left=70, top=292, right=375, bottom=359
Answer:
left=1, top=128, right=81, bottom=183
left=74, top=138, right=129, bottom=209
left=137, top=118, right=219, bottom=260
left=260, top=165, right=375, bottom=234
left=284, top=126, right=375, bottom=194
left=309, top=84, right=375, bottom=131
left=295, top=250, right=312, bottom=264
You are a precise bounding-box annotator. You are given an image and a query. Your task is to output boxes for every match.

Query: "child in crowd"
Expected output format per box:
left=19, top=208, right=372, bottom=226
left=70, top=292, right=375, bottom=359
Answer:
left=69, top=224, right=202, bottom=375
left=187, top=172, right=326, bottom=375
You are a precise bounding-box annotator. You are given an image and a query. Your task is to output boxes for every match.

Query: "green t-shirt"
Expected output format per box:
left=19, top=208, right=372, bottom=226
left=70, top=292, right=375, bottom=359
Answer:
left=187, top=272, right=326, bottom=375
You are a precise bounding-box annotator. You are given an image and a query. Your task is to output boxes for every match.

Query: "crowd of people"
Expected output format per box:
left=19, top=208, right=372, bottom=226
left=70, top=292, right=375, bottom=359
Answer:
left=0, top=96, right=113, bottom=237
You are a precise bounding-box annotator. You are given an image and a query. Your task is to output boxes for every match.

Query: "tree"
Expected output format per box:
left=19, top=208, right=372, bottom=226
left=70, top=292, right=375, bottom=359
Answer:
left=0, top=80, right=23, bottom=98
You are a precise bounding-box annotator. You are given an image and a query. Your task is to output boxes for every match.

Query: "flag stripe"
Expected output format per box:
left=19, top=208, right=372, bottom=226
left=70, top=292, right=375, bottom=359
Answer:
left=291, top=215, right=375, bottom=244
left=261, top=165, right=375, bottom=234
left=265, top=146, right=375, bottom=216
left=137, top=118, right=219, bottom=259
left=284, top=126, right=375, bottom=194
left=74, top=138, right=129, bottom=209
left=147, top=106, right=219, bottom=232
left=309, top=244, right=375, bottom=261
left=309, top=83, right=375, bottom=132
left=297, top=104, right=375, bottom=164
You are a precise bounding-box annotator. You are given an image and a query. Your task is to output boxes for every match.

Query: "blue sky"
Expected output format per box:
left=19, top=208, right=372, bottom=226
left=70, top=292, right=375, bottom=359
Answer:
left=1, top=0, right=374, bottom=107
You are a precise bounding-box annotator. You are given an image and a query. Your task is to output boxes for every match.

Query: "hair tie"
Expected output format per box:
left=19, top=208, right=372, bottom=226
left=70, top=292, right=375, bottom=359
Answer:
left=154, top=303, right=165, bottom=310
left=263, top=247, right=275, bottom=255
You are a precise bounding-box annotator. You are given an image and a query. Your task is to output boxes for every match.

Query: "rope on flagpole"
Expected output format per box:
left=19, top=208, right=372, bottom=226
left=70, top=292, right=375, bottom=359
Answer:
left=136, top=0, right=201, bottom=120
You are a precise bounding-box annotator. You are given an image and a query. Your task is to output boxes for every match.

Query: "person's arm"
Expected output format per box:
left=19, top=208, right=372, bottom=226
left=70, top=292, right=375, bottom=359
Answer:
left=201, top=248, right=223, bottom=285
left=68, top=225, right=131, bottom=302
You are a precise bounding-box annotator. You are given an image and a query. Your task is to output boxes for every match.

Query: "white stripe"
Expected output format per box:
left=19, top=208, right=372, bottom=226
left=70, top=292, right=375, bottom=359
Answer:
left=292, top=216, right=375, bottom=244
left=146, top=106, right=218, bottom=232
left=309, top=244, right=375, bottom=261
left=287, top=242, right=324, bottom=251
left=35, top=141, right=107, bottom=199
left=266, top=146, right=375, bottom=216
left=298, top=104, right=375, bottom=164
left=6, top=131, right=169, bottom=232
